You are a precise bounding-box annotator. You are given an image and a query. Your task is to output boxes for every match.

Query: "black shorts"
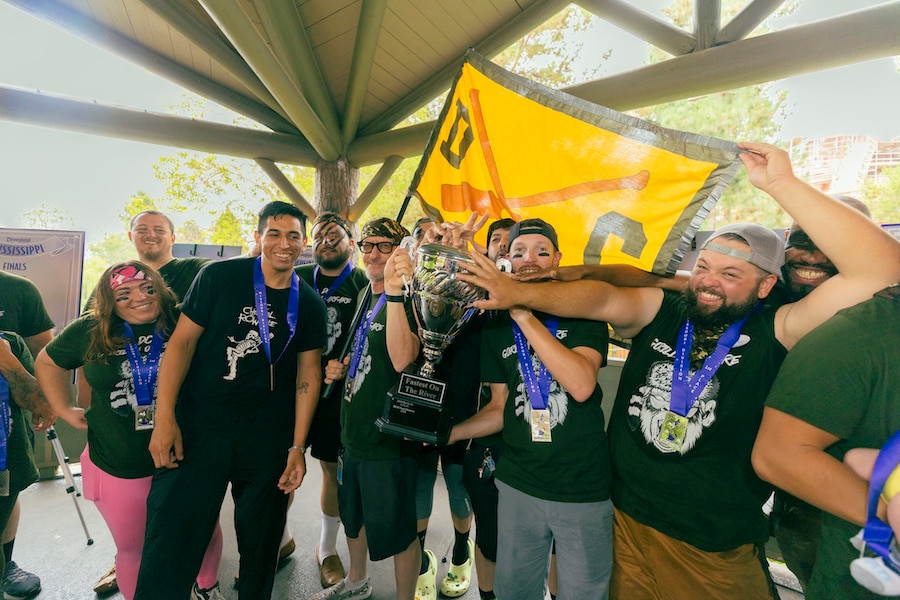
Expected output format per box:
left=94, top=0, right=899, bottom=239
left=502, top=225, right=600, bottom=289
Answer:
left=307, top=415, right=341, bottom=463
left=338, top=451, right=418, bottom=561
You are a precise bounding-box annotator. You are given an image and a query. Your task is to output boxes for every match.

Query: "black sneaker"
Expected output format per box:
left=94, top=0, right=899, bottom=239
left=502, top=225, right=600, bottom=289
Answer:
left=1, top=561, right=41, bottom=600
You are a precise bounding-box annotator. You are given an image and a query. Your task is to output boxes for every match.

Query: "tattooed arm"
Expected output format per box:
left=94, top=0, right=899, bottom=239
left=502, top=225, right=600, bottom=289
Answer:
left=0, top=335, right=55, bottom=430
left=279, top=347, right=323, bottom=493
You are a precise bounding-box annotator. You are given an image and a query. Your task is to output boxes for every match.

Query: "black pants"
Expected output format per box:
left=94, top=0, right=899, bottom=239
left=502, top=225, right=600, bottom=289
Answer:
left=134, top=426, right=291, bottom=600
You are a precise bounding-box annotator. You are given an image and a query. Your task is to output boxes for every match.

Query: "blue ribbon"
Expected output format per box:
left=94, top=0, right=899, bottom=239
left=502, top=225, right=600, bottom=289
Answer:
left=861, top=429, right=900, bottom=570
left=512, top=317, right=558, bottom=410
left=0, top=333, right=11, bottom=471
left=670, top=305, right=759, bottom=417
left=253, top=256, right=301, bottom=369
left=348, top=292, right=386, bottom=378
left=313, top=263, right=352, bottom=301
left=121, top=322, right=164, bottom=407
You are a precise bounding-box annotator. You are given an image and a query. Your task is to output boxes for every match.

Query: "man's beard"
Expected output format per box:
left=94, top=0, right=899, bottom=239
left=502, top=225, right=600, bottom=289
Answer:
left=316, top=247, right=351, bottom=270
left=681, top=285, right=760, bottom=329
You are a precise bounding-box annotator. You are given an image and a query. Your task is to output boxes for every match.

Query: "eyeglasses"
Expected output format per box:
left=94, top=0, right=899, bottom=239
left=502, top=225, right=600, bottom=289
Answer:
left=357, top=241, right=397, bottom=254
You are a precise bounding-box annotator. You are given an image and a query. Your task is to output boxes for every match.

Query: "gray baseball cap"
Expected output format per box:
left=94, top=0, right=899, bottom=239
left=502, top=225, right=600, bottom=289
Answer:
left=701, top=222, right=784, bottom=277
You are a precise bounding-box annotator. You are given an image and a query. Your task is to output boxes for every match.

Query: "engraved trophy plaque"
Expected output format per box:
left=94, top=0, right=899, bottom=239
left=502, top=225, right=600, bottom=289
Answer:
left=376, top=243, right=485, bottom=444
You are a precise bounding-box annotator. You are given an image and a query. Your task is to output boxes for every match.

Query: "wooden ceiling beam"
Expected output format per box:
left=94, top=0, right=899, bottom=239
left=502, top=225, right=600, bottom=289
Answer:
left=141, top=0, right=282, bottom=114
left=0, top=86, right=318, bottom=164
left=576, top=0, right=695, bottom=55
left=565, top=2, right=900, bottom=112
left=359, top=0, right=571, bottom=136
left=715, top=0, right=786, bottom=45
left=2, top=0, right=300, bottom=135
left=199, top=0, right=342, bottom=160
left=254, top=0, right=341, bottom=140
left=342, top=0, right=388, bottom=149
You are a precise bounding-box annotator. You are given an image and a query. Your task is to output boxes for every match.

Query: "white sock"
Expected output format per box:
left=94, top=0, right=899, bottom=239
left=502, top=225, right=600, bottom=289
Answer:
left=319, top=513, right=342, bottom=560
left=344, top=576, right=369, bottom=591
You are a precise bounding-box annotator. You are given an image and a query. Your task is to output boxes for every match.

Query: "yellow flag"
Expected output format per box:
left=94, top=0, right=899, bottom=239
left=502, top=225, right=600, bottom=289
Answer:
left=410, top=51, right=742, bottom=275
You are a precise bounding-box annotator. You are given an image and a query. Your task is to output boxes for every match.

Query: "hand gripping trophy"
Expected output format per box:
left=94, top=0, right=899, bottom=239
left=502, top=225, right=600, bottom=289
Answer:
left=376, top=242, right=485, bottom=444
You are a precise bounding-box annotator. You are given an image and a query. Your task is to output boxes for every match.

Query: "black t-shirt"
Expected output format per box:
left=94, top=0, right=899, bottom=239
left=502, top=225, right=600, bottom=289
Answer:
left=295, top=264, right=368, bottom=417
left=177, top=258, right=327, bottom=433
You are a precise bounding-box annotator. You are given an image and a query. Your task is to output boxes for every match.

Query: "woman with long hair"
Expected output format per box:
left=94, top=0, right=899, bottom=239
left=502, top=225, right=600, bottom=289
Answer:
left=35, top=261, right=224, bottom=600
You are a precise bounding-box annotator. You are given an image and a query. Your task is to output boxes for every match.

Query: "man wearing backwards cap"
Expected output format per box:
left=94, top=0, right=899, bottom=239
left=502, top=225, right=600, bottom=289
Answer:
left=458, top=142, right=900, bottom=599
left=447, top=218, right=612, bottom=600
left=311, top=217, right=422, bottom=600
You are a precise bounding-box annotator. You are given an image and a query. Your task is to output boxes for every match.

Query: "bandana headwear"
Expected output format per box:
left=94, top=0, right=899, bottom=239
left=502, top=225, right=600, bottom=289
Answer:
left=359, top=217, right=410, bottom=244
left=110, top=265, right=147, bottom=290
left=313, top=212, right=353, bottom=239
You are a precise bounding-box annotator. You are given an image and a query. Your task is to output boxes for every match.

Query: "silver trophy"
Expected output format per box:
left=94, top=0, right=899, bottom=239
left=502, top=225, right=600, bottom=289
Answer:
left=376, top=243, right=485, bottom=444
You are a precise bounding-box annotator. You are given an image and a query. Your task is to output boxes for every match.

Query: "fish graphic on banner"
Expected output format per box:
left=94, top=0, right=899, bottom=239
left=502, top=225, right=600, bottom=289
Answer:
left=409, top=50, right=742, bottom=275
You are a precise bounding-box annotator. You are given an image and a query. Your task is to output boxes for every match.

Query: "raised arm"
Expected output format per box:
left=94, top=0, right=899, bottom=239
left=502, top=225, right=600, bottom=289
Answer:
left=383, top=247, right=421, bottom=371
left=148, top=313, right=203, bottom=468
left=517, top=263, right=690, bottom=292
left=459, top=251, right=664, bottom=339
left=740, top=142, right=900, bottom=348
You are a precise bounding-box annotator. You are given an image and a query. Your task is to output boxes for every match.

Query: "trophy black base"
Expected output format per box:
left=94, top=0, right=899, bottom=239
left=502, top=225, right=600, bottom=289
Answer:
left=376, top=372, right=451, bottom=445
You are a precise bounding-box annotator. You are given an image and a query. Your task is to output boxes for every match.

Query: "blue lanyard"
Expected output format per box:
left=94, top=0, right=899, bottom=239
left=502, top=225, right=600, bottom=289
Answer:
left=121, top=322, right=165, bottom=407
left=861, top=429, right=900, bottom=567
left=670, top=305, right=759, bottom=417
left=253, top=256, right=300, bottom=369
left=512, top=316, right=558, bottom=410
left=348, top=292, right=386, bottom=378
left=0, top=333, right=11, bottom=471
left=313, top=263, right=352, bottom=301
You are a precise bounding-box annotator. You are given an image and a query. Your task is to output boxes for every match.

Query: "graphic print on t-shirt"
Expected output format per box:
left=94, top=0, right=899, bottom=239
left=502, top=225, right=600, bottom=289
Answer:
left=110, top=357, right=137, bottom=416
left=626, top=360, right=721, bottom=455
left=224, top=304, right=276, bottom=381
left=347, top=321, right=382, bottom=399
left=325, top=305, right=341, bottom=355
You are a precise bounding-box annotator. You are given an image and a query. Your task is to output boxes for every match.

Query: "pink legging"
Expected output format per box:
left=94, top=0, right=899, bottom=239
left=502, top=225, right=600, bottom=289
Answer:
left=80, top=447, right=224, bottom=599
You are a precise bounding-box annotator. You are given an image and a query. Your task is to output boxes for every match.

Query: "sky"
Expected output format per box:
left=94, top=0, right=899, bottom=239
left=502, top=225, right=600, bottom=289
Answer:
left=0, top=1, right=898, bottom=247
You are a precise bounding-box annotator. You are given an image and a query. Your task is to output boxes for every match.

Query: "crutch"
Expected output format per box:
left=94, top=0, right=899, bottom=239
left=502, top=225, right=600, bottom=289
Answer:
left=46, top=426, right=93, bottom=545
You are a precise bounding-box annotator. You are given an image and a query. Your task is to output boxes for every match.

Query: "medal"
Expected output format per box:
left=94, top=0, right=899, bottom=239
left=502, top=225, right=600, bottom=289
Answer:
left=513, top=317, right=558, bottom=443
left=122, top=323, right=164, bottom=432
left=530, top=408, right=552, bottom=442
left=657, top=411, right=688, bottom=451
left=135, top=406, right=155, bottom=431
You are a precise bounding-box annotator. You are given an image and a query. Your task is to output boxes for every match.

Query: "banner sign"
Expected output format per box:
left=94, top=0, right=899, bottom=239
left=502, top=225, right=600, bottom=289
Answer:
left=410, top=50, right=742, bottom=275
left=0, top=228, right=85, bottom=332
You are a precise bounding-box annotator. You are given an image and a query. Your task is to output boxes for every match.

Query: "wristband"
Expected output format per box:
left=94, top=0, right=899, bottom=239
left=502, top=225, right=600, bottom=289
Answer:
left=385, top=294, right=405, bottom=303
left=288, top=445, right=305, bottom=453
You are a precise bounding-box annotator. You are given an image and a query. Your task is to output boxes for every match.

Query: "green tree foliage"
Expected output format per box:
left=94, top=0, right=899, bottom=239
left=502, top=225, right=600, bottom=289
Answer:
left=634, top=0, right=794, bottom=229
left=861, top=164, right=900, bottom=224
left=19, top=202, right=74, bottom=229
left=495, top=6, right=603, bottom=86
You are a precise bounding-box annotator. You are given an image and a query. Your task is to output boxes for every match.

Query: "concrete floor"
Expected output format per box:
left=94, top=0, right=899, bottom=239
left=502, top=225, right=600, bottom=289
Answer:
left=13, top=460, right=463, bottom=600
left=12, top=460, right=804, bottom=600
